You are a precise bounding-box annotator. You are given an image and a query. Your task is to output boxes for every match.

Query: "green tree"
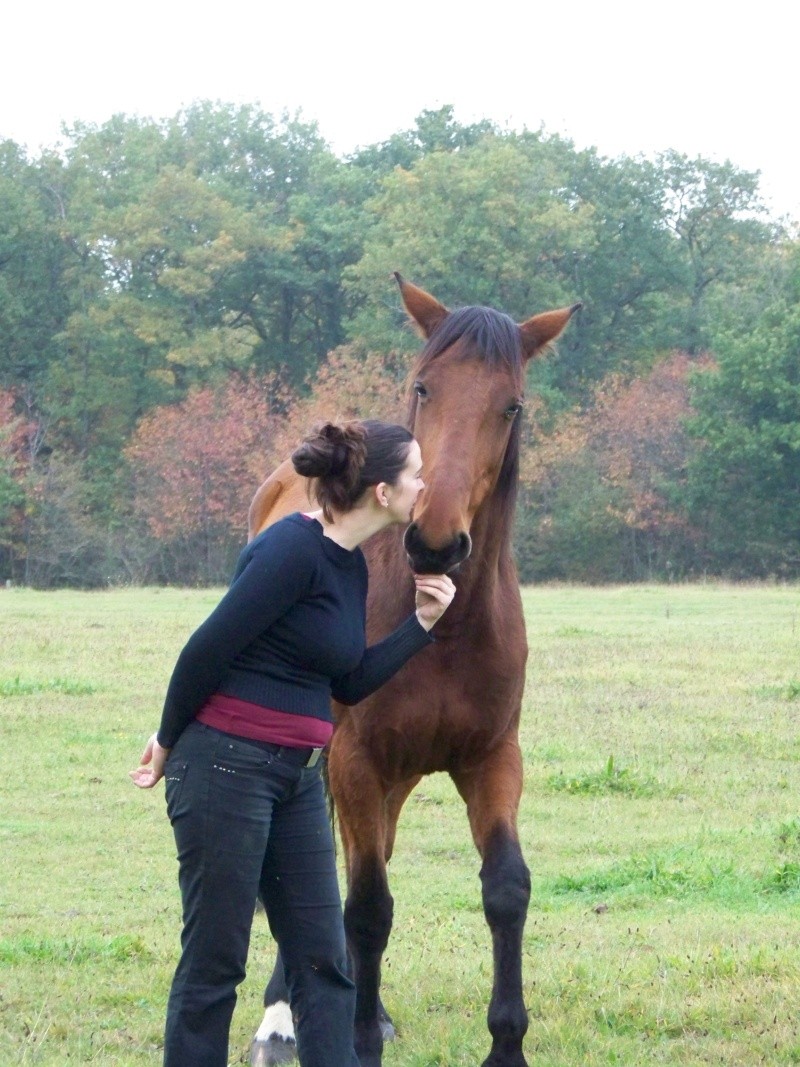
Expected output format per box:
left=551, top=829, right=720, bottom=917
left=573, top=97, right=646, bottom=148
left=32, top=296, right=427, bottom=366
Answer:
left=0, top=141, right=70, bottom=391
left=684, top=244, right=800, bottom=574
left=538, top=145, right=685, bottom=395
left=351, top=105, right=497, bottom=176
left=164, top=103, right=372, bottom=383
left=41, top=107, right=370, bottom=466
left=346, top=135, right=587, bottom=353
left=659, top=151, right=775, bottom=354
left=33, top=118, right=176, bottom=464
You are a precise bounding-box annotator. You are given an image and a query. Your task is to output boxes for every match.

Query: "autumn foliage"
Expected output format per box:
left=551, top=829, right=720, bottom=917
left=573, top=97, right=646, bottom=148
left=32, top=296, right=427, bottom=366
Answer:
left=124, top=376, right=287, bottom=580
left=275, top=344, right=407, bottom=453
left=0, top=389, right=34, bottom=558
left=0, top=389, right=31, bottom=473
left=120, top=347, right=715, bottom=584
left=518, top=353, right=711, bottom=580
left=122, top=347, right=407, bottom=582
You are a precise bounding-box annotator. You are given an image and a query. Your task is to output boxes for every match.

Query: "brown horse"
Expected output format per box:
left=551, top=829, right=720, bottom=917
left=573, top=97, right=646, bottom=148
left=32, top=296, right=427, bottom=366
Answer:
left=249, top=276, right=580, bottom=1067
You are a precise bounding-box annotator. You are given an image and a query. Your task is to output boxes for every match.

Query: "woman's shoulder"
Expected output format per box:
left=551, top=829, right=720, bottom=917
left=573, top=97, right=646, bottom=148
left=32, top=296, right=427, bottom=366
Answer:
left=233, top=513, right=323, bottom=580
left=249, top=512, right=321, bottom=551
left=247, top=513, right=365, bottom=574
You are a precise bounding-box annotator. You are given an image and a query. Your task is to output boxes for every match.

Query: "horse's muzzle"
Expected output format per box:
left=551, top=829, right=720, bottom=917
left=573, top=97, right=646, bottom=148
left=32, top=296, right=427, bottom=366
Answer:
left=403, top=524, right=472, bottom=574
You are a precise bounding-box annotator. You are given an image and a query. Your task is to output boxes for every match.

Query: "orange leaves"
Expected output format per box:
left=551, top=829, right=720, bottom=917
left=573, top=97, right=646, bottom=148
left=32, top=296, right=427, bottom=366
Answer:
left=0, top=390, right=33, bottom=471
left=525, top=353, right=712, bottom=535
left=124, top=345, right=406, bottom=549
left=125, top=375, right=288, bottom=543
left=274, top=344, right=406, bottom=457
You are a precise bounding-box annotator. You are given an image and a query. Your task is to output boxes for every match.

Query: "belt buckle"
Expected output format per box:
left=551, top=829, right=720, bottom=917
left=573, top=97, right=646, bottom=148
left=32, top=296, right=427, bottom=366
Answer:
left=305, top=746, right=323, bottom=768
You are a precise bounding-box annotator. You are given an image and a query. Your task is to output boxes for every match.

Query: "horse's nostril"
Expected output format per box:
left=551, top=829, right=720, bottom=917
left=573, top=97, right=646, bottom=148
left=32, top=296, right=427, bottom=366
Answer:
left=402, top=524, right=419, bottom=554
left=403, top=525, right=472, bottom=574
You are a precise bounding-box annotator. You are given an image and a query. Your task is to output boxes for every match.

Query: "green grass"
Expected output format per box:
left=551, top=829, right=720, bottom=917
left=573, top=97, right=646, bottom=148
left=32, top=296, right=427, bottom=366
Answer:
left=0, top=677, right=98, bottom=697
left=545, top=754, right=661, bottom=797
left=0, top=934, right=152, bottom=965
left=2, top=582, right=800, bottom=1064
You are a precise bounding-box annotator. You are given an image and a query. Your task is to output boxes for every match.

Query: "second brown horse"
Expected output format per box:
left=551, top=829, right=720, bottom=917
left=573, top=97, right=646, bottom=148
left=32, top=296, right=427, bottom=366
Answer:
left=249, top=276, right=580, bottom=1067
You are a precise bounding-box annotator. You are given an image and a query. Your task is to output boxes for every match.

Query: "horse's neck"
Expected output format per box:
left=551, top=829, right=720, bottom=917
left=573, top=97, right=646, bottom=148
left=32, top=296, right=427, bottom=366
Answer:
left=453, top=498, right=516, bottom=604
left=475, top=487, right=515, bottom=556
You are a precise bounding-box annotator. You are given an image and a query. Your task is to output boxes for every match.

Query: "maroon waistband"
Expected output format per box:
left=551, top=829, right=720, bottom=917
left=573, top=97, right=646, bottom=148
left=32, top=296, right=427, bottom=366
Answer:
left=196, top=693, right=333, bottom=748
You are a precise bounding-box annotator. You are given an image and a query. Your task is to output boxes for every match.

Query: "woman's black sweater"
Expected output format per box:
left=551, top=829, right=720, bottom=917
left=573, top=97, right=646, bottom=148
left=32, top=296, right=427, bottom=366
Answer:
left=157, top=513, right=432, bottom=748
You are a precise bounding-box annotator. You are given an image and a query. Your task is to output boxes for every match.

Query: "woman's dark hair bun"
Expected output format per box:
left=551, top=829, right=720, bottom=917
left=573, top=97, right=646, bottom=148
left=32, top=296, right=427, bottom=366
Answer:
left=291, top=418, right=414, bottom=522
left=291, top=422, right=367, bottom=481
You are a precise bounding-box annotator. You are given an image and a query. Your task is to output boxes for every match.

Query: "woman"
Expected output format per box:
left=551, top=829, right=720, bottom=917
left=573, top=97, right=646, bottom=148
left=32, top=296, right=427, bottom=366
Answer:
left=130, top=420, right=455, bottom=1067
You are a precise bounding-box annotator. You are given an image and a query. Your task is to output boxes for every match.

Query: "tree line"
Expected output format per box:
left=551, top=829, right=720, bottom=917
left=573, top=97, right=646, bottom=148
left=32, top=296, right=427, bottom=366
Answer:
left=0, top=103, right=797, bottom=586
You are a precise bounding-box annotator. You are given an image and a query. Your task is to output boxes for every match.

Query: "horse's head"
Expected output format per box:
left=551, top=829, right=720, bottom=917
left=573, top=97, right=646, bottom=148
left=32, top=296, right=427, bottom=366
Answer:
left=396, top=274, right=580, bottom=574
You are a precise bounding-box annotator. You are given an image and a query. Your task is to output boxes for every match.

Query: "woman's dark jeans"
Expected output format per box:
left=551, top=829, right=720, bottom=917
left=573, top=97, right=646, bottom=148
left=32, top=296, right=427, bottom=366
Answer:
left=162, top=720, right=358, bottom=1067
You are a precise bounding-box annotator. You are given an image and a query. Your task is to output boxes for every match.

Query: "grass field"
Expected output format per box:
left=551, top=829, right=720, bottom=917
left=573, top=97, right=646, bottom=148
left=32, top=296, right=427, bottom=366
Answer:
left=2, top=583, right=800, bottom=1066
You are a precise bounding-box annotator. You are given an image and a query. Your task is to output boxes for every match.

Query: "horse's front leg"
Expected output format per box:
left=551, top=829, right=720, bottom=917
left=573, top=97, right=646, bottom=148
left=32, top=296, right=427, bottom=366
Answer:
left=343, top=851, right=393, bottom=1067
left=331, top=747, right=395, bottom=1067
left=480, top=824, right=531, bottom=1067
left=453, top=737, right=531, bottom=1067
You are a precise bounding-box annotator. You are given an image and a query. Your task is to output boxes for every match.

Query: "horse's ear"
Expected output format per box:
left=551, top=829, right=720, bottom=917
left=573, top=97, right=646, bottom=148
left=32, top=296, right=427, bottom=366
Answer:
left=519, top=302, right=582, bottom=360
left=394, top=272, right=449, bottom=338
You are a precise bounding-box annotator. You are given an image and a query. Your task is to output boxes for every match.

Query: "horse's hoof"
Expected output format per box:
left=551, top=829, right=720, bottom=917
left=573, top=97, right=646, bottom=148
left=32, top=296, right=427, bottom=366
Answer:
left=249, top=1037, right=296, bottom=1066
left=481, top=1053, right=528, bottom=1067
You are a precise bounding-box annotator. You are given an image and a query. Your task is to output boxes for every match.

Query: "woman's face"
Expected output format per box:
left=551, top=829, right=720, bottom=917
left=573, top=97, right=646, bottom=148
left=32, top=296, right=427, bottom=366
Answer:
left=384, top=440, right=425, bottom=524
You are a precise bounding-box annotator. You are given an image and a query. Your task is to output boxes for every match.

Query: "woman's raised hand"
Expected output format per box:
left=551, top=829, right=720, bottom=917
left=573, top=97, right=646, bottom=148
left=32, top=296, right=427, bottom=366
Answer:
left=413, top=574, right=456, bottom=631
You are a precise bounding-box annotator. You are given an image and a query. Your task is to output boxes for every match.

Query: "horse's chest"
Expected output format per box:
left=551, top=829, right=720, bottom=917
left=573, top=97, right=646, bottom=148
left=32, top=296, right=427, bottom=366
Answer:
left=348, top=647, right=525, bottom=776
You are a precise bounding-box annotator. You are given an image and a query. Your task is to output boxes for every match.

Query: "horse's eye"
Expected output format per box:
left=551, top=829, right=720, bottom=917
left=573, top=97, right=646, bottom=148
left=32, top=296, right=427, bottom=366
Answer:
left=504, top=403, right=522, bottom=421
left=414, top=381, right=428, bottom=399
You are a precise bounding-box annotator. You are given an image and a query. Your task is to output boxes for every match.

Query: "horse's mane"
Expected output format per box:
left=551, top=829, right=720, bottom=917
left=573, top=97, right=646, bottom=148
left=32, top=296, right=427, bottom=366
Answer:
left=420, top=306, right=524, bottom=370
left=406, top=305, right=524, bottom=531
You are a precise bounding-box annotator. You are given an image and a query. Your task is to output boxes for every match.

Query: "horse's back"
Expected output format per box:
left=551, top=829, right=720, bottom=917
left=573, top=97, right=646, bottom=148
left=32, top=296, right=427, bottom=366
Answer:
left=248, top=459, right=311, bottom=540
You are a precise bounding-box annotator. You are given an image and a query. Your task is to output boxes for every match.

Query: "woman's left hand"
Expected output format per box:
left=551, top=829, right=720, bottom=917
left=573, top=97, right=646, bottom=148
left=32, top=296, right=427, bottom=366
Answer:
left=414, top=574, right=456, bottom=631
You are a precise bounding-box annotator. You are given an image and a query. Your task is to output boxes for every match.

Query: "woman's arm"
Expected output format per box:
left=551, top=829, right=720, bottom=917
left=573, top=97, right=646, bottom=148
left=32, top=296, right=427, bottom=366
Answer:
left=156, top=522, right=316, bottom=747
left=331, top=574, right=455, bottom=705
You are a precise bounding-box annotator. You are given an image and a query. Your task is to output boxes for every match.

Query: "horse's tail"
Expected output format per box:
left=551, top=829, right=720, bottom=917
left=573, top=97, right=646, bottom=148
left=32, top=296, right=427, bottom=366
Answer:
left=321, top=753, right=337, bottom=855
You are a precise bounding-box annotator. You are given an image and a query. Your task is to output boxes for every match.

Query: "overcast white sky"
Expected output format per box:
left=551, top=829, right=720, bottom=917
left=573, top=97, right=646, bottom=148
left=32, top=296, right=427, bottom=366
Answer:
left=3, top=0, right=797, bottom=220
